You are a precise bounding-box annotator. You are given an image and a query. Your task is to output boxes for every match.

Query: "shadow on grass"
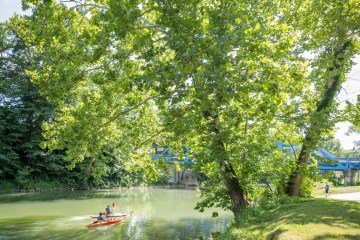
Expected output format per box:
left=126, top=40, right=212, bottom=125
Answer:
left=274, top=199, right=360, bottom=227
left=237, top=198, right=360, bottom=239
left=266, top=228, right=286, bottom=240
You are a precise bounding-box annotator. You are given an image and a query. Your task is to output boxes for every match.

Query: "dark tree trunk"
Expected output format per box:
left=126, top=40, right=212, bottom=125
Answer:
left=209, top=113, right=248, bottom=216
left=219, top=152, right=248, bottom=216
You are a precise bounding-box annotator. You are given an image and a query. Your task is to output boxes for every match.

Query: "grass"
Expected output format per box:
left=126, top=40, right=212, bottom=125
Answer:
left=312, top=185, right=360, bottom=197
left=219, top=198, right=360, bottom=240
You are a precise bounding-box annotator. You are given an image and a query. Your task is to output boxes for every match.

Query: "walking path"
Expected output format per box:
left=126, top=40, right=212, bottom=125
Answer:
left=327, top=192, right=360, bottom=201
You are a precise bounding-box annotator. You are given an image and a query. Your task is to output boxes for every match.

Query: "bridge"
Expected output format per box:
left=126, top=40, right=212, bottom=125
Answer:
left=152, top=146, right=196, bottom=185
left=275, top=142, right=360, bottom=184
left=152, top=146, right=192, bottom=164
left=274, top=142, right=360, bottom=171
left=154, top=143, right=360, bottom=184
left=155, top=143, right=360, bottom=170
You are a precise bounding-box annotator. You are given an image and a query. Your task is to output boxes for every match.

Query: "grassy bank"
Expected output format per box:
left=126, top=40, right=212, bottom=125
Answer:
left=219, top=198, right=360, bottom=240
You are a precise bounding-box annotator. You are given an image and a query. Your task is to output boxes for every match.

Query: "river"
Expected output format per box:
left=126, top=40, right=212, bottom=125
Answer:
left=0, top=188, right=232, bottom=239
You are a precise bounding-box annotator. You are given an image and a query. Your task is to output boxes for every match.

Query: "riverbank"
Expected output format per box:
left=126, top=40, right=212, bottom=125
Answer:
left=218, top=198, right=360, bottom=240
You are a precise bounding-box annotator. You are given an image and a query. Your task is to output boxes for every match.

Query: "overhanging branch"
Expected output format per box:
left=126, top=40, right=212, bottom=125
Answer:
left=133, top=130, right=165, bottom=151
left=101, top=93, right=161, bottom=127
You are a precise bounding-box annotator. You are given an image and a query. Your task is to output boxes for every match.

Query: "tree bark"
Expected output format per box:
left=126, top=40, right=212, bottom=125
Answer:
left=209, top=113, right=248, bottom=216
left=219, top=152, right=248, bottom=216
left=86, top=155, right=96, bottom=177
left=286, top=41, right=351, bottom=197
left=286, top=138, right=311, bottom=196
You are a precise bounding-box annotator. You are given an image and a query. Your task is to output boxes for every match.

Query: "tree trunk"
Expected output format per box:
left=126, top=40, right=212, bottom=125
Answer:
left=86, top=155, right=96, bottom=177
left=286, top=139, right=311, bottom=196
left=286, top=41, right=351, bottom=197
left=219, top=153, right=248, bottom=216
left=209, top=113, right=248, bottom=216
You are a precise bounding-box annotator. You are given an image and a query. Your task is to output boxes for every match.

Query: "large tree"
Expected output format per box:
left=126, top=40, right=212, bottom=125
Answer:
left=285, top=0, right=360, bottom=196
left=15, top=0, right=310, bottom=216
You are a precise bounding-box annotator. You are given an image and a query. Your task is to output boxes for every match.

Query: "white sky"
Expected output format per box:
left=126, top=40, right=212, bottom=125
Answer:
left=335, top=55, right=360, bottom=150
left=0, top=0, right=26, bottom=20
left=1, top=0, right=359, bottom=150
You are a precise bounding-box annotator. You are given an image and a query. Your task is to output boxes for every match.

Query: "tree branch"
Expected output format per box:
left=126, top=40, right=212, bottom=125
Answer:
left=60, top=0, right=109, bottom=10
left=101, top=93, right=161, bottom=127
left=134, top=25, right=167, bottom=33
left=277, top=128, right=298, bottom=160
left=133, top=130, right=165, bottom=151
left=140, top=16, right=167, bottom=34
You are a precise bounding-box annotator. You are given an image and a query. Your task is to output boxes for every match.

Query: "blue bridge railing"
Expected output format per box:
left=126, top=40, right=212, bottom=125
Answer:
left=274, top=142, right=360, bottom=171
left=153, top=143, right=360, bottom=171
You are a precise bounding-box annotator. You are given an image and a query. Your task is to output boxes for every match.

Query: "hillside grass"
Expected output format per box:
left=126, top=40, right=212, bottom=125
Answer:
left=219, top=198, right=360, bottom=240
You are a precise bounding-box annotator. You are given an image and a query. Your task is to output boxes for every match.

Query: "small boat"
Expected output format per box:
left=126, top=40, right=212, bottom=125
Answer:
left=86, top=217, right=125, bottom=228
left=90, top=211, right=133, bottom=219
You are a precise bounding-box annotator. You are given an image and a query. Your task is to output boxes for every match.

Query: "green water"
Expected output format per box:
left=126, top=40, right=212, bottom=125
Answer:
left=0, top=188, right=232, bottom=239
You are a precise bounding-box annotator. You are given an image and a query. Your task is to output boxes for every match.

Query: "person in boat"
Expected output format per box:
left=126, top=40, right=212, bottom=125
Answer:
left=105, top=205, right=112, bottom=216
left=98, top=212, right=104, bottom=221
left=93, top=212, right=104, bottom=223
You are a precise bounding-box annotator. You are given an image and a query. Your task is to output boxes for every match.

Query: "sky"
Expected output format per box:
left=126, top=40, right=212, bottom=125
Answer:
left=1, top=0, right=359, bottom=150
left=0, top=0, right=26, bottom=20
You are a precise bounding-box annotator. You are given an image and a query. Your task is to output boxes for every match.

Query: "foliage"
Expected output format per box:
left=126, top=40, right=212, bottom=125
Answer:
left=195, top=185, right=232, bottom=213
left=320, top=139, right=344, bottom=156
left=10, top=0, right=360, bottom=215
left=322, top=171, right=338, bottom=187
left=0, top=21, right=147, bottom=191
left=0, top=21, right=63, bottom=185
left=0, top=181, right=17, bottom=192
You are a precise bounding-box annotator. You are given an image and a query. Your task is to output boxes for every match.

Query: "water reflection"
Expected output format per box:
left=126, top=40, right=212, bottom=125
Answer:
left=0, top=188, right=232, bottom=239
left=124, top=216, right=230, bottom=240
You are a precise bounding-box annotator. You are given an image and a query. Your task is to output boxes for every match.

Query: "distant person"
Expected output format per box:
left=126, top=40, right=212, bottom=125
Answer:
left=325, top=182, right=330, bottom=197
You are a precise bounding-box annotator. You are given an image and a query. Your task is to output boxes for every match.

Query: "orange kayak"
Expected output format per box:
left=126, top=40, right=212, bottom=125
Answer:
left=86, top=217, right=124, bottom=228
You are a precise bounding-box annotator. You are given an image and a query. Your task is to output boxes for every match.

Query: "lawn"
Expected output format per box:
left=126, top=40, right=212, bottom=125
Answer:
left=220, top=198, right=360, bottom=240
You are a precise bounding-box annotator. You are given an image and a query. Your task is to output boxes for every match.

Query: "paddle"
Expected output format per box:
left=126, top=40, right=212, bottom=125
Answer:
left=112, top=202, right=116, bottom=213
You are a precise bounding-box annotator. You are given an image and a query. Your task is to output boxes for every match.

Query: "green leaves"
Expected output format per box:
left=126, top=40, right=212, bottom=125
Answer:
left=13, top=0, right=360, bottom=212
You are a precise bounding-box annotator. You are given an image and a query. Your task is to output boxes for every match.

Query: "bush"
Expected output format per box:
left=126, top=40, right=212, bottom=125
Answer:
left=15, top=167, right=33, bottom=190
left=0, top=181, right=17, bottom=192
